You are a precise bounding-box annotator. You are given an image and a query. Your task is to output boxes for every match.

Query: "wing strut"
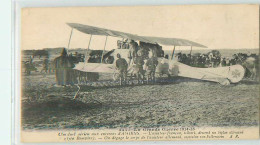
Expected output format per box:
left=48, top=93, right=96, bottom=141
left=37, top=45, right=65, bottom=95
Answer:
left=101, top=36, right=108, bottom=63
left=171, top=46, right=176, bottom=60
left=67, top=28, right=74, bottom=49
left=189, top=46, right=193, bottom=59
left=83, top=34, right=92, bottom=69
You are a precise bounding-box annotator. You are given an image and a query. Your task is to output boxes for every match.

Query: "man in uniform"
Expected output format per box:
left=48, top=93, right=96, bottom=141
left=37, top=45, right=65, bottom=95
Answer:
left=116, top=53, right=128, bottom=85
left=145, top=52, right=158, bottom=84
left=134, top=50, right=145, bottom=84
left=128, top=40, right=138, bottom=65
left=41, top=56, right=49, bottom=74
left=54, top=48, right=75, bottom=86
left=137, top=45, right=145, bottom=58
left=122, top=39, right=129, bottom=49
left=208, top=52, right=215, bottom=67
left=25, top=56, right=37, bottom=75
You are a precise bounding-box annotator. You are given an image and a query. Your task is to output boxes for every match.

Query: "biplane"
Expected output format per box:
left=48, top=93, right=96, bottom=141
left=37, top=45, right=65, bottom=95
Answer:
left=66, top=23, right=245, bottom=85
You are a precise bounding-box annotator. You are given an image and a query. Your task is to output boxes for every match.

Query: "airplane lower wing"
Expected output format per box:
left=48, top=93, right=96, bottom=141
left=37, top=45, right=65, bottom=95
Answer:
left=73, top=60, right=245, bottom=85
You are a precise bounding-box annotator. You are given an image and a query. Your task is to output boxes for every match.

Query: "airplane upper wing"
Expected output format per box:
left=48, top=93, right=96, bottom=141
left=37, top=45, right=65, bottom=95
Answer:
left=142, top=36, right=207, bottom=48
left=67, top=23, right=207, bottom=48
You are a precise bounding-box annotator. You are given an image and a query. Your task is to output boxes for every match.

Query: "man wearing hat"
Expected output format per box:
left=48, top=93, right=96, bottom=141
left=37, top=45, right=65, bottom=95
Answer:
left=128, top=40, right=138, bottom=65
left=145, top=52, right=158, bottom=84
left=134, top=50, right=145, bottom=84
left=115, top=53, right=128, bottom=85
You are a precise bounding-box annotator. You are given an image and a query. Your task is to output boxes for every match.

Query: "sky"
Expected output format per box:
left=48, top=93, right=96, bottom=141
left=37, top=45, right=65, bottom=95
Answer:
left=21, top=4, right=259, bottom=50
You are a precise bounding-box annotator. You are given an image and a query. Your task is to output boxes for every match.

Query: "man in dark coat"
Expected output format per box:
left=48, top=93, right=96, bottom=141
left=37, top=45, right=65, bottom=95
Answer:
left=133, top=50, right=145, bottom=84
left=116, top=54, right=128, bottom=85
left=128, top=40, right=138, bottom=65
left=41, top=56, right=49, bottom=73
left=145, top=52, right=158, bottom=84
left=54, top=48, right=75, bottom=86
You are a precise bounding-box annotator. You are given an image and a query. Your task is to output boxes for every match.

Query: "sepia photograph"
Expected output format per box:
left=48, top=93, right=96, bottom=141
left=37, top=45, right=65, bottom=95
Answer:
left=20, top=4, right=259, bottom=142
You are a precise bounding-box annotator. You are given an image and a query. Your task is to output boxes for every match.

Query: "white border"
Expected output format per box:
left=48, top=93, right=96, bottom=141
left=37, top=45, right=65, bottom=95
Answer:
left=11, top=0, right=260, bottom=145
left=1, top=0, right=11, bottom=145
left=12, top=1, right=21, bottom=145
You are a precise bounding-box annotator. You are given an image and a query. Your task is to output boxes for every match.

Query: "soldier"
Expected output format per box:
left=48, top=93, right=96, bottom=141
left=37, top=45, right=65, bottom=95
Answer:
left=226, top=57, right=230, bottom=66
left=208, top=52, right=215, bottom=68
left=187, top=54, right=192, bottom=65
left=122, top=39, right=129, bottom=49
left=41, top=56, right=49, bottom=74
left=145, top=52, right=158, bottom=84
left=134, top=50, right=145, bottom=84
left=220, top=57, right=227, bottom=67
left=137, top=46, right=145, bottom=58
left=25, top=56, right=37, bottom=75
left=29, top=55, right=33, bottom=64
left=128, top=40, right=138, bottom=65
left=155, top=44, right=164, bottom=57
left=117, top=40, right=122, bottom=49
left=54, top=48, right=75, bottom=86
left=116, top=54, right=128, bottom=85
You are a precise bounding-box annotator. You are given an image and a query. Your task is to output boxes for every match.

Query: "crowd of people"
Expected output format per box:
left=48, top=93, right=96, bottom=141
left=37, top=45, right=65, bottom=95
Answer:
left=177, top=50, right=259, bottom=80
left=176, top=51, right=259, bottom=68
left=115, top=51, right=158, bottom=85
left=118, top=39, right=164, bottom=59
left=114, top=39, right=164, bottom=85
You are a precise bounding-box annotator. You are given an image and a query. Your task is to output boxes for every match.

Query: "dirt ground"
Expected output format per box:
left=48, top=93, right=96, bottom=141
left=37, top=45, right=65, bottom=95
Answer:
left=21, top=73, right=259, bottom=130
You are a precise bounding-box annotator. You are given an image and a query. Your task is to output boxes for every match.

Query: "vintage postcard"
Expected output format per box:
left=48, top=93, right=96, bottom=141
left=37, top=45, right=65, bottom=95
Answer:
left=19, top=4, right=259, bottom=143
